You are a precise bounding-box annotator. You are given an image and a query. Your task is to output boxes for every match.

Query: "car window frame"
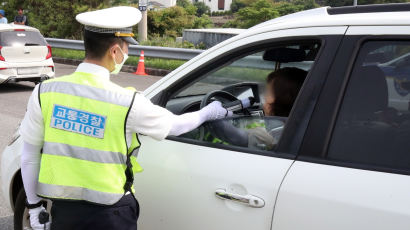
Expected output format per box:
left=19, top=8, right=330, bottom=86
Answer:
left=299, top=34, right=410, bottom=176
left=158, top=34, right=345, bottom=159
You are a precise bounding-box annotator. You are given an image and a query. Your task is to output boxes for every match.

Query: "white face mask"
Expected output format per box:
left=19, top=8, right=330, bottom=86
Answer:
left=111, top=46, right=128, bottom=75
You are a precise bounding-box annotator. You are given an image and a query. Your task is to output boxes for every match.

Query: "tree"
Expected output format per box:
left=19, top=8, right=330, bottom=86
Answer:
left=0, top=0, right=110, bottom=39
left=273, top=2, right=304, bottom=16
left=230, top=0, right=247, bottom=13
left=193, top=14, right=213, bottom=28
left=194, top=1, right=210, bottom=16
left=177, top=0, right=191, bottom=8
left=272, top=0, right=318, bottom=16
left=176, top=0, right=198, bottom=15
left=235, top=0, right=279, bottom=28
left=293, top=0, right=320, bottom=10
left=148, top=5, right=212, bottom=37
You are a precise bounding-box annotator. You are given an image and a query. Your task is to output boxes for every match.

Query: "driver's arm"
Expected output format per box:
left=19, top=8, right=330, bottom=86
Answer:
left=210, top=119, right=249, bottom=147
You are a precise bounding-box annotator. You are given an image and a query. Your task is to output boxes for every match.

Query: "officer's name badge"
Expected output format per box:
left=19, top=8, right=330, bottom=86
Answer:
left=50, top=104, right=106, bottom=139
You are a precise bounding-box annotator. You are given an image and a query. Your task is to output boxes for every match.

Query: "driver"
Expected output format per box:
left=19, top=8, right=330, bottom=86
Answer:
left=209, top=67, right=307, bottom=150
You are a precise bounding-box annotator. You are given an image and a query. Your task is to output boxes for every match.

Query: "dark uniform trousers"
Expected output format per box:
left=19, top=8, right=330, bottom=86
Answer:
left=50, top=194, right=139, bottom=230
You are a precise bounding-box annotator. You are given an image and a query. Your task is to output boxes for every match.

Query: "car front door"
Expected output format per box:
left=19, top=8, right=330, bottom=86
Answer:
left=134, top=27, right=346, bottom=230
left=272, top=26, right=410, bottom=230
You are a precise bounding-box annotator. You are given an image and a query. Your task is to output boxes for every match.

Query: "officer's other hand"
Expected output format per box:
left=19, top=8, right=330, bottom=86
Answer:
left=29, top=206, right=51, bottom=230
left=202, top=101, right=233, bottom=121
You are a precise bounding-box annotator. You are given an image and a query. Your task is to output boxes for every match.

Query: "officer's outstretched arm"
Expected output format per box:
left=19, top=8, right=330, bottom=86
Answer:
left=168, top=101, right=232, bottom=136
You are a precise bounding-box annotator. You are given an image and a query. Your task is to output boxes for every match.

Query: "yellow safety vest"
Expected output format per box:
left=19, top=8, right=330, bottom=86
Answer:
left=37, top=71, right=142, bottom=205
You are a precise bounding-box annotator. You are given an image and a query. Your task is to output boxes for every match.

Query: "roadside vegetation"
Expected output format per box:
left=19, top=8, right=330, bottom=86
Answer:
left=4, top=0, right=408, bottom=71
left=52, top=48, right=186, bottom=71
left=1, top=0, right=409, bottom=40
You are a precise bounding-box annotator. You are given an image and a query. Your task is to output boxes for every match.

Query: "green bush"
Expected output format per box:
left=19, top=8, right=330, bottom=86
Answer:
left=194, top=2, right=210, bottom=16
left=235, top=0, right=279, bottom=28
left=2, top=0, right=110, bottom=39
left=192, top=15, right=213, bottom=29
left=224, top=0, right=319, bottom=29
left=148, top=6, right=195, bottom=37
left=148, top=6, right=213, bottom=37
left=230, top=0, right=247, bottom=13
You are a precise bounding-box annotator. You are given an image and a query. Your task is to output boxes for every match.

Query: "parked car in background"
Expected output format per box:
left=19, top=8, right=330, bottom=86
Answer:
left=0, top=23, right=54, bottom=85
left=2, top=3, right=410, bottom=230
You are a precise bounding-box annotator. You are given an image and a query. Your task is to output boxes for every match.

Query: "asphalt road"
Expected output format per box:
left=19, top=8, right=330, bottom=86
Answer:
left=0, top=63, right=162, bottom=229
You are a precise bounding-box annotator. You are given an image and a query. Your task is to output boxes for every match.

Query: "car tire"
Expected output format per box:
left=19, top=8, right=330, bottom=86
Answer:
left=14, top=188, right=29, bottom=230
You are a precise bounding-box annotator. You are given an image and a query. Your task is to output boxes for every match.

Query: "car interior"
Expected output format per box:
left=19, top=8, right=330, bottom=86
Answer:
left=165, top=41, right=321, bottom=151
left=328, top=41, right=410, bottom=170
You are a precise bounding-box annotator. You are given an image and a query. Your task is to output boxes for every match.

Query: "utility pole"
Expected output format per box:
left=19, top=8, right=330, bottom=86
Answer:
left=353, top=0, right=357, bottom=6
left=138, top=0, right=148, bottom=42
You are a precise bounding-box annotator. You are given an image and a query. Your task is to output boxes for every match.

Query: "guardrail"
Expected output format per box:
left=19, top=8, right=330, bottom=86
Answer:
left=45, top=38, right=203, bottom=60
left=46, top=38, right=312, bottom=71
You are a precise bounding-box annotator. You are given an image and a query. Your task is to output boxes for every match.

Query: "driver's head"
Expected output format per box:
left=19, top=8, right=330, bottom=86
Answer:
left=263, top=67, right=307, bottom=117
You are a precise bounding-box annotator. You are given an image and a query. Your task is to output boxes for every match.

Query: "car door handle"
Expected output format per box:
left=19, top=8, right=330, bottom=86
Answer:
left=215, top=188, right=265, bottom=208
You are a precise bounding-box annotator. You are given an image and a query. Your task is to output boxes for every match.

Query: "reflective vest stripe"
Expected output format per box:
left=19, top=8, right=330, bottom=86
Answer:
left=40, top=81, right=133, bottom=107
left=38, top=154, right=126, bottom=194
left=43, top=142, right=126, bottom=165
left=37, top=182, right=123, bottom=205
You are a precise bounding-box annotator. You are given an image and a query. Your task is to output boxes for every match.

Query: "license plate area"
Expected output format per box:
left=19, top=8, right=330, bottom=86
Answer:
left=17, top=67, right=39, bottom=75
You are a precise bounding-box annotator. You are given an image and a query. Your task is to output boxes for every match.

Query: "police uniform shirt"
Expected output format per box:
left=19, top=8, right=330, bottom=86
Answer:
left=20, top=62, right=174, bottom=146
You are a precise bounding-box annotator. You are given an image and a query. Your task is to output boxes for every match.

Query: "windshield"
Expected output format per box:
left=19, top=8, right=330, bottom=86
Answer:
left=0, top=31, right=47, bottom=47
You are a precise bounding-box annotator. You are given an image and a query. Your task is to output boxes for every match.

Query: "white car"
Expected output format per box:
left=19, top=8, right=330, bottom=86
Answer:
left=0, top=24, right=55, bottom=85
left=3, top=3, right=410, bottom=230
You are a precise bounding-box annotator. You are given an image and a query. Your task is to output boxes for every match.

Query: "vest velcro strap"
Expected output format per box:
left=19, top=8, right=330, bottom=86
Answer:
left=124, top=154, right=134, bottom=192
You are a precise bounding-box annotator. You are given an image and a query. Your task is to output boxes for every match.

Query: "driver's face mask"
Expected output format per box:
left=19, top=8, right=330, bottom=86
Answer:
left=111, top=45, right=128, bottom=75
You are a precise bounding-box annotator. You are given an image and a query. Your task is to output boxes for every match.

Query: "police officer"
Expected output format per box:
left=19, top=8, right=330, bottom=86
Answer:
left=20, top=6, right=231, bottom=230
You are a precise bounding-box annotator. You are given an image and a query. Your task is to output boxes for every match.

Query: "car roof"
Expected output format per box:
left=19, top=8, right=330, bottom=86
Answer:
left=245, top=3, right=410, bottom=35
left=0, top=24, right=40, bottom=33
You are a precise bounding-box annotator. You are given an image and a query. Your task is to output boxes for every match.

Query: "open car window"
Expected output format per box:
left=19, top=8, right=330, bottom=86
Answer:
left=166, top=40, right=321, bottom=153
left=180, top=116, right=286, bottom=151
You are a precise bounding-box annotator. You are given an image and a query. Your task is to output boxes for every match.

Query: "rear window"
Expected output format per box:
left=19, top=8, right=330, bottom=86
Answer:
left=0, top=31, right=47, bottom=47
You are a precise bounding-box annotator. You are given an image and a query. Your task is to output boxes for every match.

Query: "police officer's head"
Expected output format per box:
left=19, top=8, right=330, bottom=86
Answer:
left=77, top=6, right=141, bottom=74
left=83, top=30, right=130, bottom=74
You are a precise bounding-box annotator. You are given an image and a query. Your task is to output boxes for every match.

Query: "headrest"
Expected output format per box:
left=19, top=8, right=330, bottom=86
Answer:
left=263, top=48, right=306, bottom=63
left=344, top=65, right=388, bottom=117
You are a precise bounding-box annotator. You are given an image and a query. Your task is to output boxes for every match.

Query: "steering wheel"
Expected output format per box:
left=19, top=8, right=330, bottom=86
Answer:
left=199, top=90, right=238, bottom=110
left=198, top=90, right=240, bottom=142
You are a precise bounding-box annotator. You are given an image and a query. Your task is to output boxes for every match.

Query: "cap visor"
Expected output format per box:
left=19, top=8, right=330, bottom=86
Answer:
left=122, top=36, right=139, bottom=45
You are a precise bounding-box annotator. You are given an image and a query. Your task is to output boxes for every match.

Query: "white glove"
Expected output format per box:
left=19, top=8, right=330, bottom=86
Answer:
left=200, top=101, right=233, bottom=121
left=29, top=206, right=51, bottom=230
